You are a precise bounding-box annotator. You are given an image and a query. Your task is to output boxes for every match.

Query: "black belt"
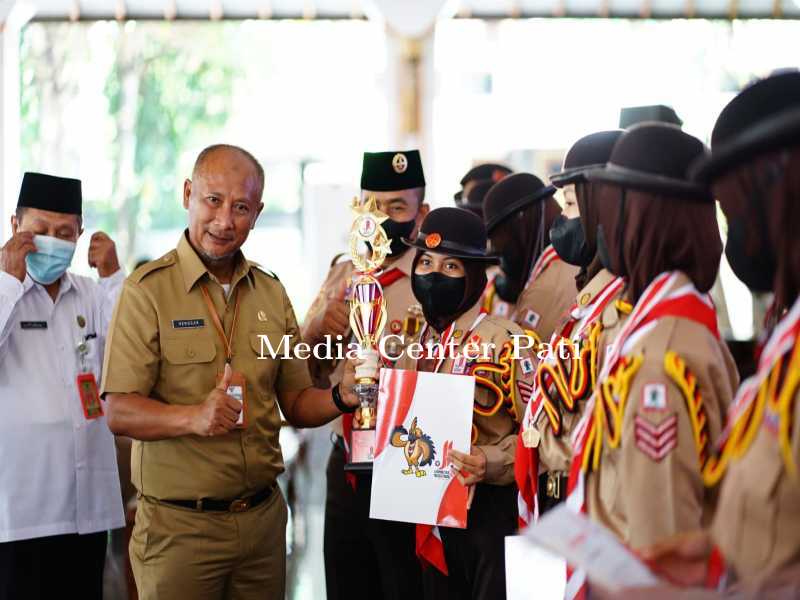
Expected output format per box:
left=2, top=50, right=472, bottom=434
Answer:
left=161, top=484, right=276, bottom=513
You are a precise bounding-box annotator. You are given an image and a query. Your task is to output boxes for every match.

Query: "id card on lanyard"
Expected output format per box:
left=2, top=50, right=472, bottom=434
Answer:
left=201, top=284, right=248, bottom=428
left=76, top=324, right=103, bottom=420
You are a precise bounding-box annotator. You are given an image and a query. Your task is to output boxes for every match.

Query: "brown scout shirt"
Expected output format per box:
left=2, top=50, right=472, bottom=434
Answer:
left=396, top=304, right=535, bottom=486
left=712, top=372, right=800, bottom=587
left=533, top=269, right=625, bottom=473
left=481, top=266, right=515, bottom=319
left=512, top=256, right=580, bottom=355
left=585, top=273, right=739, bottom=549
left=100, top=232, right=312, bottom=501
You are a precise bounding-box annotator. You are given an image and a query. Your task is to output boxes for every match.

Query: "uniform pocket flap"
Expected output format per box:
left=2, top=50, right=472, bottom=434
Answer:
left=163, top=337, right=217, bottom=365
left=250, top=331, right=291, bottom=358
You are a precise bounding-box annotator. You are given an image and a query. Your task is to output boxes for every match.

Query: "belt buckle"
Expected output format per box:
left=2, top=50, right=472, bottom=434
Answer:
left=546, top=472, right=561, bottom=499
left=229, top=498, right=250, bottom=513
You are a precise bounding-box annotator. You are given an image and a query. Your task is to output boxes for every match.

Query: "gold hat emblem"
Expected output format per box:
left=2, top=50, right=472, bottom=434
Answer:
left=425, top=233, right=441, bottom=249
left=257, top=310, right=267, bottom=322
left=76, top=315, right=86, bottom=328
left=392, top=153, right=408, bottom=174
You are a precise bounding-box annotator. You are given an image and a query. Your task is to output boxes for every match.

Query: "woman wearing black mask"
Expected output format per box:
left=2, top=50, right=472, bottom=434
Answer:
left=516, top=130, right=629, bottom=524
left=483, top=173, right=579, bottom=355
left=393, top=207, right=536, bottom=600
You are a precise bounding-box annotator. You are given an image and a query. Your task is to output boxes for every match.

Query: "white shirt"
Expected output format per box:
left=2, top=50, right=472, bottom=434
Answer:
left=0, top=269, right=126, bottom=542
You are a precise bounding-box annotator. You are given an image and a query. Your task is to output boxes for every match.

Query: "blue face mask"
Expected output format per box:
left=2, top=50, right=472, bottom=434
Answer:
left=26, top=235, right=77, bottom=285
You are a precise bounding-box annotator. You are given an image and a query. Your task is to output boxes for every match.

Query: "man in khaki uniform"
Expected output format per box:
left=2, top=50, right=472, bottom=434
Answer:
left=101, top=144, right=359, bottom=600
left=302, top=150, right=429, bottom=600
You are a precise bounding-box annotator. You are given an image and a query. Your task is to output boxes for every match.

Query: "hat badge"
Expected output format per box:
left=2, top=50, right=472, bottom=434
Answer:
left=425, top=233, right=442, bottom=249
left=392, top=153, right=408, bottom=174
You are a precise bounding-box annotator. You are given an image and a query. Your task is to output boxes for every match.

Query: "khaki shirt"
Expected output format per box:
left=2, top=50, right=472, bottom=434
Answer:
left=585, top=274, right=738, bottom=549
left=712, top=365, right=800, bottom=585
left=396, top=304, right=535, bottom=486
left=100, top=232, right=312, bottom=500
left=481, top=266, right=515, bottom=319
left=533, top=269, right=625, bottom=473
left=512, top=257, right=580, bottom=352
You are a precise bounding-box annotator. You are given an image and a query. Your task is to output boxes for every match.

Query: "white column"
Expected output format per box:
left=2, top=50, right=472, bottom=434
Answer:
left=0, top=1, right=32, bottom=244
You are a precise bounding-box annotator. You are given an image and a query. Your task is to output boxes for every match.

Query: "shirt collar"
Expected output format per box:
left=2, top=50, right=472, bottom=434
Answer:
left=176, top=230, right=254, bottom=294
left=393, top=247, right=416, bottom=277
left=22, top=271, right=75, bottom=298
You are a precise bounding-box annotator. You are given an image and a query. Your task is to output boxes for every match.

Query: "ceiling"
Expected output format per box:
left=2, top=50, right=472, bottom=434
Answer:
left=19, top=0, right=800, bottom=22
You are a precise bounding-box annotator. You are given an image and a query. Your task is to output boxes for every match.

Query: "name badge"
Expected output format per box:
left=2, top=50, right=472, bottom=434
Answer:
left=20, top=321, right=47, bottom=330
left=172, top=318, right=205, bottom=329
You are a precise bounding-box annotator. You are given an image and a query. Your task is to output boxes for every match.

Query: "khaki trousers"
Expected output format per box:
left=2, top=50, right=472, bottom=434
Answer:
left=130, top=490, right=287, bottom=600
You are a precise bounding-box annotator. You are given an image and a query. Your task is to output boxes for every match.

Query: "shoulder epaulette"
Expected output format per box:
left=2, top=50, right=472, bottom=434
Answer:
left=249, top=261, right=279, bottom=280
left=131, top=251, right=176, bottom=283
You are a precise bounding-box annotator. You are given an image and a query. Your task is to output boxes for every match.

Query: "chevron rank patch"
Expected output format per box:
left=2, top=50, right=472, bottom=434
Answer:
left=523, top=309, right=541, bottom=328
left=641, top=383, right=668, bottom=412
left=634, top=414, right=678, bottom=462
left=517, top=380, right=534, bottom=404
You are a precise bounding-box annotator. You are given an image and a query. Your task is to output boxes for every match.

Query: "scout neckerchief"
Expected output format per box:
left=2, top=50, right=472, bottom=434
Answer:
left=563, top=272, right=719, bottom=600
left=525, top=244, right=560, bottom=288
left=342, top=268, right=408, bottom=487
left=703, top=294, right=800, bottom=486
left=515, top=274, right=624, bottom=527
left=415, top=309, right=487, bottom=576
left=200, top=283, right=247, bottom=426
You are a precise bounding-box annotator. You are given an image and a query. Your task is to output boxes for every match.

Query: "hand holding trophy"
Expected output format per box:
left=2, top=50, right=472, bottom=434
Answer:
left=346, top=196, right=391, bottom=469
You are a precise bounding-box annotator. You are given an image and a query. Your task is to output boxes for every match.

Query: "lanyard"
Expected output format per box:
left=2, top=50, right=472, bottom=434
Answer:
left=200, top=284, right=241, bottom=364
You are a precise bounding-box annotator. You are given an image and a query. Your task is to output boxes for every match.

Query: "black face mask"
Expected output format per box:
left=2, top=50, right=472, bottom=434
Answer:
left=382, top=218, right=416, bottom=257
left=550, top=214, right=593, bottom=267
left=725, top=216, right=776, bottom=293
left=596, top=224, right=615, bottom=274
left=412, top=273, right=466, bottom=326
left=495, top=254, right=526, bottom=303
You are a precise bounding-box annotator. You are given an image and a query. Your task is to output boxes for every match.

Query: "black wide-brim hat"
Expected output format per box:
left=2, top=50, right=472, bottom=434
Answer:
left=550, top=130, right=624, bottom=188
left=584, top=123, right=712, bottom=202
left=460, top=163, right=512, bottom=186
left=403, top=206, right=499, bottom=262
left=483, top=172, right=556, bottom=233
left=691, top=71, right=800, bottom=182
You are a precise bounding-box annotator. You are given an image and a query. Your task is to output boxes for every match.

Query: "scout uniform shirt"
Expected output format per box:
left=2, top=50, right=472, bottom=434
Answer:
left=512, top=246, right=580, bottom=356
left=531, top=269, right=626, bottom=474
left=709, top=296, right=800, bottom=590
left=396, top=304, right=535, bottom=485
left=577, top=272, right=738, bottom=549
left=0, top=268, right=125, bottom=542
left=481, top=266, right=515, bottom=319
left=100, top=233, right=312, bottom=501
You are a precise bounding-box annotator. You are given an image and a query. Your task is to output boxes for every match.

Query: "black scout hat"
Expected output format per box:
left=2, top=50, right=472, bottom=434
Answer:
left=361, top=150, right=425, bottom=192
left=403, top=207, right=498, bottom=263
left=550, top=130, right=624, bottom=188
left=584, top=123, right=711, bottom=202
left=483, top=172, right=556, bottom=233
left=17, top=172, right=82, bottom=215
left=619, top=105, right=683, bottom=129
left=455, top=163, right=512, bottom=203
left=459, top=179, right=494, bottom=214
left=692, top=71, right=800, bottom=182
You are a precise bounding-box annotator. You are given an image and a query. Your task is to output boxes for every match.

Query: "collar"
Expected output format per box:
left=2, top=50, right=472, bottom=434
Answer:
left=389, top=246, right=415, bottom=277
left=574, top=268, right=616, bottom=311
left=23, top=271, right=75, bottom=298
left=450, top=303, right=483, bottom=343
left=176, top=230, right=254, bottom=294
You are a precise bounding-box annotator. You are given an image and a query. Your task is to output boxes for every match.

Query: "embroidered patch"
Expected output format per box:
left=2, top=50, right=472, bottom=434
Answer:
left=641, top=383, right=668, bottom=412
left=452, top=355, right=467, bottom=375
left=634, top=414, right=678, bottom=462
left=517, top=380, right=534, bottom=404
left=520, top=357, right=535, bottom=375
left=523, top=309, right=541, bottom=328
left=172, top=319, right=205, bottom=329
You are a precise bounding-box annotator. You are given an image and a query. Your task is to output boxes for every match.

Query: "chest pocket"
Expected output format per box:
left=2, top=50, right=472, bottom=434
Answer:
left=161, top=336, right=217, bottom=404
left=247, top=331, right=283, bottom=388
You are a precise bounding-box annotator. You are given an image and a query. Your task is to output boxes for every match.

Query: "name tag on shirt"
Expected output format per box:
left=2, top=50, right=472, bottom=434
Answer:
left=20, top=321, right=48, bottom=330
left=172, top=318, right=205, bottom=329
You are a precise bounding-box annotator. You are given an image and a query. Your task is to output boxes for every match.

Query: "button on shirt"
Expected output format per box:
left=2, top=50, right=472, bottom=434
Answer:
left=0, top=269, right=126, bottom=543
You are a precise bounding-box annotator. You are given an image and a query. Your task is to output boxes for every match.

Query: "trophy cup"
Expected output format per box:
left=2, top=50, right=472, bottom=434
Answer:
left=345, top=196, right=391, bottom=470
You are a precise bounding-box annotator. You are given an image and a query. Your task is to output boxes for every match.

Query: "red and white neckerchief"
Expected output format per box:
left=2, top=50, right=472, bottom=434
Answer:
left=342, top=268, right=408, bottom=488
left=415, top=309, right=487, bottom=575
left=564, top=272, right=719, bottom=600
left=515, top=275, right=625, bottom=527
left=718, top=295, right=800, bottom=447
left=525, top=245, right=560, bottom=288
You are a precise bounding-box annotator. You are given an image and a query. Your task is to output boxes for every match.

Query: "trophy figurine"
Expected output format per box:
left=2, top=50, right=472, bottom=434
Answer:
left=345, top=196, right=391, bottom=469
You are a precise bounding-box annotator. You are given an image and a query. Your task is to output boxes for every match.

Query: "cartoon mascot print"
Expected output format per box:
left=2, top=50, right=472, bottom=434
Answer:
left=390, top=417, right=437, bottom=477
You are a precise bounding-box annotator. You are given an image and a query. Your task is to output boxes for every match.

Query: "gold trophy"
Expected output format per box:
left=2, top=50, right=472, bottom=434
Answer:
left=346, top=196, right=390, bottom=469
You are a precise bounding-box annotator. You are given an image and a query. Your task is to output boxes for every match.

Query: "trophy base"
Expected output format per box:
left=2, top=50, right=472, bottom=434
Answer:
left=344, top=428, right=376, bottom=472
